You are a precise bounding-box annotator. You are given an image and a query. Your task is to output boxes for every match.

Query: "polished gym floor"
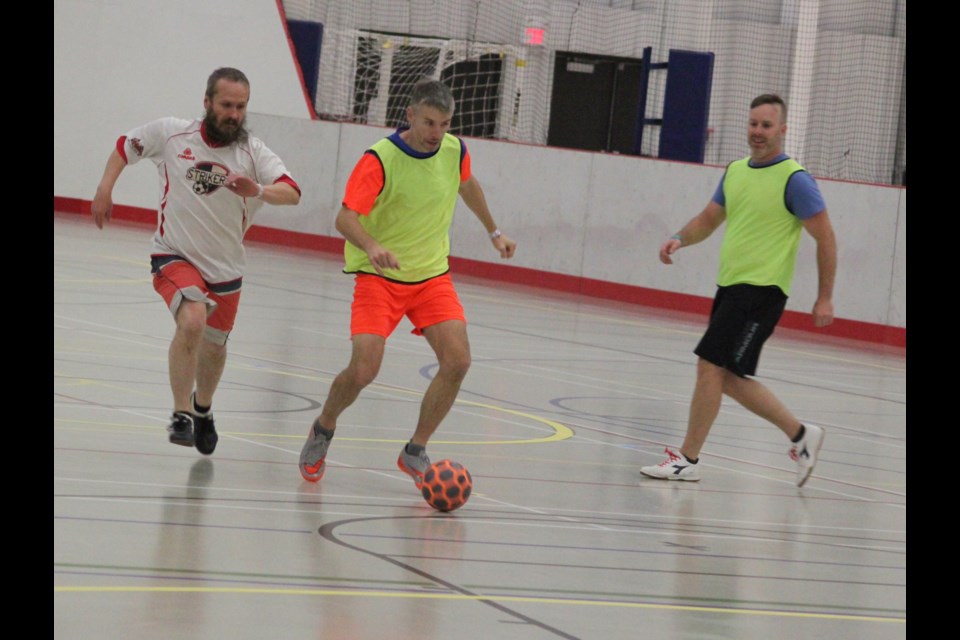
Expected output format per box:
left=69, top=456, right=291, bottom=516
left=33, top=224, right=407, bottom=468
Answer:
left=54, top=212, right=906, bottom=639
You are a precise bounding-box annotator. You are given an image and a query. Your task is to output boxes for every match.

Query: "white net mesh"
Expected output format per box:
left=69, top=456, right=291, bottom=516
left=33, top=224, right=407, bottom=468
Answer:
left=315, top=31, right=534, bottom=143
left=284, top=0, right=906, bottom=185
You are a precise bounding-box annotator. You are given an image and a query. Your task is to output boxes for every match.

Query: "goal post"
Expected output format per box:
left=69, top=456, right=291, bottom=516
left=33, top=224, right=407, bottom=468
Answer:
left=315, top=29, right=549, bottom=144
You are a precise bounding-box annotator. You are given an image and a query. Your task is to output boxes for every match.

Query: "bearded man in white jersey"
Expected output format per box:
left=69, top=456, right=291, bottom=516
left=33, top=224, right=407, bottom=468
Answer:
left=91, top=67, right=301, bottom=455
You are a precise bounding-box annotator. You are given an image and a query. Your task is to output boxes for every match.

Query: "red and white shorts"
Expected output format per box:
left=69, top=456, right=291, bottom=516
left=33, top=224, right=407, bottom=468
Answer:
left=151, top=255, right=241, bottom=346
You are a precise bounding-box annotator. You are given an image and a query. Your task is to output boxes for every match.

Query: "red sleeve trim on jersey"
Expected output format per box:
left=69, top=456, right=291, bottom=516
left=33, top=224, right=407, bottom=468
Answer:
left=116, top=136, right=128, bottom=163
left=460, top=144, right=472, bottom=182
left=273, top=174, right=302, bottom=196
left=342, top=151, right=385, bottom=215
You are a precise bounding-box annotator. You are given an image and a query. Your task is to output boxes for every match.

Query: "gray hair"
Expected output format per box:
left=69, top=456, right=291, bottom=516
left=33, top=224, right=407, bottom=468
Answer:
left=409, top=79, right=455, bottom=114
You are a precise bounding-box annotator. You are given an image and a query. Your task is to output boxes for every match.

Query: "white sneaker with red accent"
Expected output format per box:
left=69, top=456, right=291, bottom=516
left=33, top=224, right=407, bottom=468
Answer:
left=640, top=448, right=701, bottom=481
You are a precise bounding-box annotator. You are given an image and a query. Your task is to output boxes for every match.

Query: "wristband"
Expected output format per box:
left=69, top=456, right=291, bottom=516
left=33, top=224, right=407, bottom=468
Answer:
left=489, top=229, right=502, bottom=240
left=671, top=233, right=683, bottom=244
left=255, top=183, right=264, bottom=199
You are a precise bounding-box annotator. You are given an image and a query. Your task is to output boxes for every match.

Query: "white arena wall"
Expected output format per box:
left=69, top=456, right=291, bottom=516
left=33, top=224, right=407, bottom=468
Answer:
left=54, top=0, right=314, bottom=209
left=244, top=114, right=907, bottom=335
left=53, top=0, right=906, bottom=345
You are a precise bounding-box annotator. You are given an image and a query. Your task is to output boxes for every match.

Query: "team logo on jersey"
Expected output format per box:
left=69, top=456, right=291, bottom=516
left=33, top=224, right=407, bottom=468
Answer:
left=186, top=162, right=229, bottom=195
left=178, top=147, right=196, bottom=161
left=129, top=137, right=144, bottom=157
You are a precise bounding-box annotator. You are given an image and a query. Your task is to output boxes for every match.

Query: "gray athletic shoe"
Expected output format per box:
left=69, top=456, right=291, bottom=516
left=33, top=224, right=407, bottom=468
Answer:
left=167, top=412, right=195, bottom=447
left=299, top=420, right=332, bottom=482
left=397, top=445, right=431, bottom=489
left=790, top=424, right=825, bottom=487
left=640, top=448, right=701, bottom=481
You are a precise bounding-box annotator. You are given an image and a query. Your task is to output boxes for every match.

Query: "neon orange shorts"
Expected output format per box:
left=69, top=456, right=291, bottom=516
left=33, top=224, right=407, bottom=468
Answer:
left=350, top=273, right=466, bottom=337
left=151, top=256, right=241, bottom=345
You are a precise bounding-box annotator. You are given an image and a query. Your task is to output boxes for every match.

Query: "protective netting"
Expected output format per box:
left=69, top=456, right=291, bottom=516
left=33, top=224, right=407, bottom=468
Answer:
left=283, top=0, right=905, bottom=185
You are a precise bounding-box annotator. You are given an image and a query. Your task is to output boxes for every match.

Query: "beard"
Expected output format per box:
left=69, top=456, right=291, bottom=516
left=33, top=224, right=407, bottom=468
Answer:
left=204, top=108, right=249, bottom=145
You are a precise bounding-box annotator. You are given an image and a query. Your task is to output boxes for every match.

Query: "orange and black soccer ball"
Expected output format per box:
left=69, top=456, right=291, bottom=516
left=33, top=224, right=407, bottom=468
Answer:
left=421, top=459, right=472, bottom=512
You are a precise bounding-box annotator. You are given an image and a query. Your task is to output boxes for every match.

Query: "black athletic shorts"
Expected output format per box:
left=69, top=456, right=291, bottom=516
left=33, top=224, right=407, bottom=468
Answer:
left=694, top=284, right=788, bottom=377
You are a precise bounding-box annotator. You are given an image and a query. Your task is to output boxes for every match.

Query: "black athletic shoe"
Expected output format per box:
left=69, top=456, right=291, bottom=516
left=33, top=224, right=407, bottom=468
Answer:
left=193, top=413, right=218, bottom=455
left=191, top=393, right=218, bottom=455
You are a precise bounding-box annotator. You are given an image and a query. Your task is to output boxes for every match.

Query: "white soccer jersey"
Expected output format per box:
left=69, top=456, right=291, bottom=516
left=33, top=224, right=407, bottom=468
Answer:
left=120, top=117, right=296, bottom=284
